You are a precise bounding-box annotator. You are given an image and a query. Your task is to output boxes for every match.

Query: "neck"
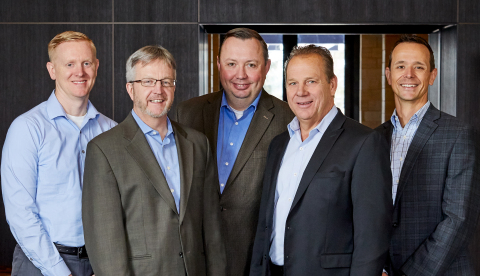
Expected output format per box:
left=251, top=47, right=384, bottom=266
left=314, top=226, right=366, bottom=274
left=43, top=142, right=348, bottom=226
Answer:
left=298, top=108, right=332, bottom=142
left=55, top=90, right=88, bottom=116
left=225, top=92, right=258, bottom=111
left=134, top=108, right=169, bottom=140
left=394, top=98, right=428, bottom=127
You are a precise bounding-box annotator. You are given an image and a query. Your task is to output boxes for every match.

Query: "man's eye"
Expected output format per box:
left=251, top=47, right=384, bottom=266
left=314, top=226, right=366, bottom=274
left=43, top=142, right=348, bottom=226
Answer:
left=247, top=63, right=256, bottom=68
left=162, top=80, right=172, bottom=86
left=227, top=63, right=235, bottom=67
left=67, top=63, right=74, bottom=67
left=288, top=82, right=297, bottom=86
left=307, top=80, right=316, bottom=84
left=143, top=79, right=154, bottom=85
left=396, top=66, right=404, bottom=69
left=84, top=62, right=91, bottom=66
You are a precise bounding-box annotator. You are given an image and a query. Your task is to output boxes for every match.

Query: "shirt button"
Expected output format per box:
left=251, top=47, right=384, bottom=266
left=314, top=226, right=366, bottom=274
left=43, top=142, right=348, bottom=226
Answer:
left=230, top=142, right=233, bottom=146
left=396, top=179, right=399, bottom=184
left=293, top=173, right=297, bottom=176
left=403, top=135, right=407, bottom=139
left=235, top=122, right=239, bottom=125
left=30, top=258, right=33, bottom=261
left=288, top=198, right=292, bottom=201
left=82, top=150, right=85, bottom=154
left=299, top=147, right=303, bottom=151
left=225, top=162, right=229, bottom=166
left=167, top=166, right=170, bottom=170
left=152, top=131, right=157, bottom=135
left=400, top=157, right=403, bottom=161
left=221, top=183, right=225, bottom=187
left=170, top=189, right=174, bottom=193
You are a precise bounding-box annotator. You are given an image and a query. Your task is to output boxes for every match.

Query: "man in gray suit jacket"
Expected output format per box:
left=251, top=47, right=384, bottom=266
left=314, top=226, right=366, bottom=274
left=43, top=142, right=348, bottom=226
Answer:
left=376, top=35, right=480, bottom=276
left=176, top=28, right=294, bottom=276
left=82, top=45, right=226, bottom=276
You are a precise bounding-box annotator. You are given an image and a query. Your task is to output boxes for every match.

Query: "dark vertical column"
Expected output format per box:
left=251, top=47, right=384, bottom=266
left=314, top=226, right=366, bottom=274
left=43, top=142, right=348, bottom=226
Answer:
left=439, top=26, right=457, bottom=116
left=344, top=35, right=360, bottom=121
left=282, top=35, right=298, bottom=101
left=428, top=31, right=441, bottom=108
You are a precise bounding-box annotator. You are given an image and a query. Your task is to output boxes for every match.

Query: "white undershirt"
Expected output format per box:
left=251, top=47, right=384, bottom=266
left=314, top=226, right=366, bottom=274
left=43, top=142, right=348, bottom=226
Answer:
left=230, top=106, right=244, bottom=120
left=66, top=113, right=86, bottom=129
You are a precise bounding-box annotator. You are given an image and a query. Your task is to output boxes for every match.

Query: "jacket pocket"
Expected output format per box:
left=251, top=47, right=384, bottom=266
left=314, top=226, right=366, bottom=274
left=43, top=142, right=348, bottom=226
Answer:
left=320, top=253, right=352, bottom=268
left=128, top=254, right=152, bottom=260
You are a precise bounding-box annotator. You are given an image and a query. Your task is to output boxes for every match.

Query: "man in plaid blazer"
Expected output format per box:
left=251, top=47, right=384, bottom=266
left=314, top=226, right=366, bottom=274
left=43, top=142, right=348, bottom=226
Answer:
left=376, top=34, right=480, bottom=276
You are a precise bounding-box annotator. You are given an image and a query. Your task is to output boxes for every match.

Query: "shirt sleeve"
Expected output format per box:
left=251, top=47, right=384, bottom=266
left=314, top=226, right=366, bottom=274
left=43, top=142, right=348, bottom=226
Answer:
left=1, top=116, right=71, bottom=276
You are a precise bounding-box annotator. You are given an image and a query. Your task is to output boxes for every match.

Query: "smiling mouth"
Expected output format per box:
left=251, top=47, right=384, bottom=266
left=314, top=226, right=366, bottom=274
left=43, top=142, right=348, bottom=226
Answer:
left=73, top=81, right=86, bottom=84
left=298, top=101, right=313, bottom=106
left=233, top=83, right=250, bottom=89
left=401, top=84, right=418, bottom=88
left=150, top=99, right=165, bottom=103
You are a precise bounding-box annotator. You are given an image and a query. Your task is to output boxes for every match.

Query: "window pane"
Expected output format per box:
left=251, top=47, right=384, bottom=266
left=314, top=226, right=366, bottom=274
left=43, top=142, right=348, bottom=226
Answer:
left=261, top=35, right=284, bottom=100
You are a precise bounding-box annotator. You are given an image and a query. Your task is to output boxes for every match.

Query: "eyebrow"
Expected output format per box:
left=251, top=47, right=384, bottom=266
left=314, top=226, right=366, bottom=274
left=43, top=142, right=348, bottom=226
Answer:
left=394, top=60, right=426, bottom=66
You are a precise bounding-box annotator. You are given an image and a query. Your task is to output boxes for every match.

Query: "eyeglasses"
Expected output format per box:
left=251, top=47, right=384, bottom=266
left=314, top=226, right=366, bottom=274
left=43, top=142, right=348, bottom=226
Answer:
left=128, top=78, right=176, bottom=87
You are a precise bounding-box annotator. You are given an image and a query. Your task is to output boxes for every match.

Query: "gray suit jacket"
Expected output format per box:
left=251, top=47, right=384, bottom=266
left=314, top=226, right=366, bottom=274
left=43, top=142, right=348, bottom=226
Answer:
left=82, top=113, right=226, bottom=276
left=176, top=90, right=294, bottom=276
left=376, top=104, right=480, bottom=276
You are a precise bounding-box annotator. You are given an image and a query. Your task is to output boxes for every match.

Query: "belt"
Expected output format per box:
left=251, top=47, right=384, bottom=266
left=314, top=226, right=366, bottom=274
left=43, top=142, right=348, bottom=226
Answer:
left=54, top=243, right=89, bottom=259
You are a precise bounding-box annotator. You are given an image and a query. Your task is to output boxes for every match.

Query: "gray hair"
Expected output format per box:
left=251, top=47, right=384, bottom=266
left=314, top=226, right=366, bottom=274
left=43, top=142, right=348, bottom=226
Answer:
left=284, top=44, right=335, bottom=83
left=126, top=45, right=177, bottom=82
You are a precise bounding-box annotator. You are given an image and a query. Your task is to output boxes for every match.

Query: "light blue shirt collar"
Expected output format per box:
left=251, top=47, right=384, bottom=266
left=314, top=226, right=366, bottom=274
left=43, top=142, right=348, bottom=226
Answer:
left=287, top=105, right=338, bottom=138
left=131, top=109, right=174, bottom=138
left=46, top=90, right=100, bottom=122
left=220, top=90, right=262, bottom=112
left=390, top=101, right=430, bottom=129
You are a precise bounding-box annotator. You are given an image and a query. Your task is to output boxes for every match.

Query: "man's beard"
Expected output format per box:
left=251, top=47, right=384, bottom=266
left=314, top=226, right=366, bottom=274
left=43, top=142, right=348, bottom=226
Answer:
left=133, top=90, right=172, bottom=118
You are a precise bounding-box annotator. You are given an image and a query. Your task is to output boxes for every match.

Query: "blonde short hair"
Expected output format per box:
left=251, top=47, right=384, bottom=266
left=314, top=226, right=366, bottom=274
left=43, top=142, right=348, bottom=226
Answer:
left=48, top=31, right=96, bottom=61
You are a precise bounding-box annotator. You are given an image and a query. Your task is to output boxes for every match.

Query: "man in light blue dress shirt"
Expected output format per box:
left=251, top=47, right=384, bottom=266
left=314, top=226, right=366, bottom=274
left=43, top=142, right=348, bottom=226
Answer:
left=1, top=31, right=116, bottom=276
left=251, top=45, right=392, bottom=276
left=81, top=45, right=226, bottom=276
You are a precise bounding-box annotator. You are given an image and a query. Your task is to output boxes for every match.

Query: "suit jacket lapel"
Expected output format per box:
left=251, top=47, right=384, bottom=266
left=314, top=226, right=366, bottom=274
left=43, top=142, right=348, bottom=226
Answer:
left=224, top=92, right=274, bottom=193
left=266, top=132, right=290, bottom=226
left=203, top=93, right=222, bottom=194
left=290, top=112, right=345, bottom=212
left=123, top=113, right=178, bottom=215
left=171, top=121, right=194, bottom=224
left=393, top=105, right=440, bottom=206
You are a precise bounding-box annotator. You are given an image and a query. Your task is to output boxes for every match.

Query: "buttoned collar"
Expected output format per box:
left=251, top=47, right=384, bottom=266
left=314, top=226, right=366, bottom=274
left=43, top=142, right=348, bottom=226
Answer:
left=391, top=101, right=431, bottom=130
left=287, top=105, right=338, bottom=138
left=46, top=90, right=99, bottom=122
left=131, top=109, right=174, bottom=138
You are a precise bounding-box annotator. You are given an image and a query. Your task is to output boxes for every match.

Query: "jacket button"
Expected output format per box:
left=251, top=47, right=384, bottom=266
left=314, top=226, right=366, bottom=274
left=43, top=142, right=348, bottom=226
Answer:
left=286, top=255, right=289, bottom=259
left=264, top=254, right=267, bottom=259
left=265, top=226, right=268, bottom=229
left=287, top=226, right=290, bottom=230
left=393, top=222, right=398, bottom=227
left=179, top=252, right=183, bottom=258
left=220, top=206, right=223, bottom=211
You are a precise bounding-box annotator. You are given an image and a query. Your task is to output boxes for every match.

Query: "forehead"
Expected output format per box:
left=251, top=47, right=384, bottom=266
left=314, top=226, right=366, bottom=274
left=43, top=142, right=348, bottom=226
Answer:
left=220, top=37, right=264, bottom=61
left=391, top=42, right=431, bottom=64
left=134, top=59, right=175, bottom=76
left=53, top=40, right=94, bottom=60
left=287, top=54, right=325, bottom=78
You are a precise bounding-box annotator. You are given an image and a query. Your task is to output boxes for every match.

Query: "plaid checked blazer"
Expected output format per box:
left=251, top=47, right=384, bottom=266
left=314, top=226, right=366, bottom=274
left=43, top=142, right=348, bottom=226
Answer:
left=376, top=104, right=480, bottom=276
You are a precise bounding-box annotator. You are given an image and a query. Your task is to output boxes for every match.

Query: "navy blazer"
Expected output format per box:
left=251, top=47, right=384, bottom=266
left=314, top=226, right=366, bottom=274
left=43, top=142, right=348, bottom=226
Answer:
left=376, top=104, right=480, bottom=276
left=250, top=111, right=392, bottom=276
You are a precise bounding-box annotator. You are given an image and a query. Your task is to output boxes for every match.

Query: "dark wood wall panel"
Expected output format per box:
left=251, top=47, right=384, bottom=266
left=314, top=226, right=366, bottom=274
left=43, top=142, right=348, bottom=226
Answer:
left=115, top=0, right=197, bottom=22
left=428, top=32, right=440, bottom=108
left=439, top=26, right=457, bottom=116
left=456, top=24, right=480, bottom=130
left=113, top=24, right=199, bottom=122
left=0, top=0, right=111, bottom=22
left=459, top=1, right=480, bottom=23
left=0, top=24, right=113, bottom=266
left=200, top=0, right=456, bottom=23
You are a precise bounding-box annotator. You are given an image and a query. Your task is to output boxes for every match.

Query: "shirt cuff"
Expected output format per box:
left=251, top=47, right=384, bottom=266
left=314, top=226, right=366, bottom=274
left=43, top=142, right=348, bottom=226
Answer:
left=49, top=259, right=71, bottom=276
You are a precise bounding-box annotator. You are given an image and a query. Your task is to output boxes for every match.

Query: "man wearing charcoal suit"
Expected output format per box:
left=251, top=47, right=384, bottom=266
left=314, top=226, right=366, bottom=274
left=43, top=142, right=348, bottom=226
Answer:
left=377, top=34, right=480, bottom=276
left=82, top=45, right=226, bottom=276
left=250, top=45, right=392, bottom=276
left=176, top=28, right=294, bottom=276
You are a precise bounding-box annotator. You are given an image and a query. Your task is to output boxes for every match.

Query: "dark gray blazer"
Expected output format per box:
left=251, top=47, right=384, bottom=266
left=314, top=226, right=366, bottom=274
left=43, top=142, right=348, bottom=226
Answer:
left=250, top=111, right=392, bottom=276
left=82, top=113, right=226, bottom=276
left=176, top=90, right=294, bottom=276
left=376, top=104, right=480, bottom=276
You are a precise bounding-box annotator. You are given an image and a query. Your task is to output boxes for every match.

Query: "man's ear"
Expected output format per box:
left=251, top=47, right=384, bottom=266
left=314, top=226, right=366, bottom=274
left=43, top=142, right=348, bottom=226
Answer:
left=126, top=83, right=134, bottom=101
left=46, top=62, right=56, bottom=80
left=385, top=67, right=392, bottom=86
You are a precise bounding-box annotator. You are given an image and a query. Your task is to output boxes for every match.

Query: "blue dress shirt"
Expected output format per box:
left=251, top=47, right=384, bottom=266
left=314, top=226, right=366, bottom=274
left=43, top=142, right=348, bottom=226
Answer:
left=270, top=106, right=338, bottom=266
left=1, top=91, right=116, bottom=276
left=216, top=92, right=261, bottom=193
left=132, top=111, right=181, bottom=212
left=390, top=101, right=430, bottom=202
